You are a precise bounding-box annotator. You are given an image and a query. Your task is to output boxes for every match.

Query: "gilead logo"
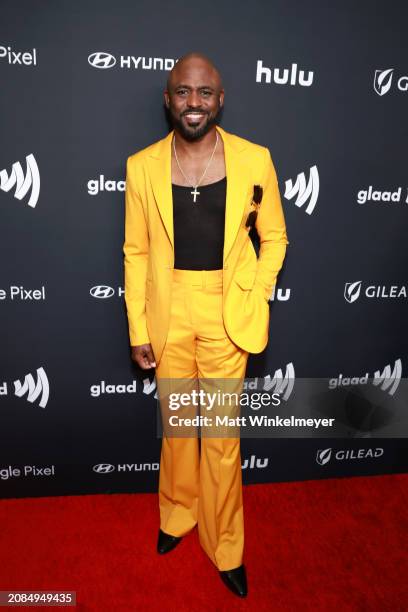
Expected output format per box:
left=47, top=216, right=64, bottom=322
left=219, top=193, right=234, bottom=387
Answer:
left=344, top=281, right=407, bottom=303
left=374, top=68, right=408, bottom=96
left=316, top=447, right=384, bottom=465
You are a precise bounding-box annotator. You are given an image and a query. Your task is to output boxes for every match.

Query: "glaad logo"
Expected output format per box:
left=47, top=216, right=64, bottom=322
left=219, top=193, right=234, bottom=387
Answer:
left=344, top=281, right=407, bottom=303
left=284, top=165, right=319, bottom=215
left=374, top=68, right=408, bottom=96
left=88, top=52, right=116, bottom=69
left=316, top=447, right=384, bottom=465
left=0, top=45, right=37, bottom=66
left=88, top=51, right=176, bottom=71
left=242, top=363, right=295, bottom=402
left=0, top=154, right=40, bottom=208
left=4, top=367, right=50, bottom=408
left=90, top=285, right=124, bottom=299
left=0, top=371, right=50, bottom=408
left=373, top=359, right=402, bottom=396
left=88, top=175, right=125, bottom=195
left=90, top=377, right=156, bottom=398
left=256, top=60, right=314, bottom=86
left=329, top=359, right=402, bottom=396
left=93, top=462, right=159, bottom=473
left=357, top=185, right=408, bottom=204
left=242, top=455, right=268, bottom=470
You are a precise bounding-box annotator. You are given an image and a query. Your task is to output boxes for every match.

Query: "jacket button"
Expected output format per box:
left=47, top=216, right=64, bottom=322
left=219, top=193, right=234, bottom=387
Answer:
left=224, top=264, right=228, bottom=270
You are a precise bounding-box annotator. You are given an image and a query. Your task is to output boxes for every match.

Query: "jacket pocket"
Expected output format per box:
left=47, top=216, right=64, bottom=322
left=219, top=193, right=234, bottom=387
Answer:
left=233, top=270, right=256, bottom=290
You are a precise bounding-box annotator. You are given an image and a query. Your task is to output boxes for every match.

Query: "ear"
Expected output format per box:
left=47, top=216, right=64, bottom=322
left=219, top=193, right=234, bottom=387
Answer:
left=219, top=90, right=225, bottom=107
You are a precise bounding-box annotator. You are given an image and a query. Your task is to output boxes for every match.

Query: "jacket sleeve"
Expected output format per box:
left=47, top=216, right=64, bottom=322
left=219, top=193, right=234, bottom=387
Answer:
left=123, top=156, right=151, bottom=346
left=253, top=147, right=289, bottom=300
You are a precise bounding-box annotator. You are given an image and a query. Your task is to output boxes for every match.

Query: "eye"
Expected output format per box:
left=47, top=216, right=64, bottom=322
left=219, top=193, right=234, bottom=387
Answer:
left=201, top=90, right=212, bottom=97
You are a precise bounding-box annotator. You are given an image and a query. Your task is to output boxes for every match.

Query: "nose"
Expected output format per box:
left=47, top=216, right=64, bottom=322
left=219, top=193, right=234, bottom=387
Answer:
left=186, top=90, right=202, bottom=108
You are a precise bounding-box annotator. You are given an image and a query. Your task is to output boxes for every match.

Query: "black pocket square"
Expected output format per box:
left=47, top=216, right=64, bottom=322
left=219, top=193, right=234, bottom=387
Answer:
left=245, top=210, right=258, bottom=228
left=253, top=185, right=263, bottom=204
left=245, top=185, right=263, bottom=228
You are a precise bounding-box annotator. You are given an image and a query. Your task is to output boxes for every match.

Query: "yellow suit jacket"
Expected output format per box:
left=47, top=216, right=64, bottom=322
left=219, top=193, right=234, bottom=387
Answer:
left=123, top=125, right=289, bottom=364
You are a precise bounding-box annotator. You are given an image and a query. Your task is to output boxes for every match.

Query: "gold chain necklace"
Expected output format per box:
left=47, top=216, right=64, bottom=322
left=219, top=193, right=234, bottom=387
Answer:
left=172, top=131, right=219, bottom=203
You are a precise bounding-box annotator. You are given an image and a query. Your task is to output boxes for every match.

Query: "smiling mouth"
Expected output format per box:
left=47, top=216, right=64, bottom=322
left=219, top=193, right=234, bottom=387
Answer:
left=183, top=112, right=207, bottom=122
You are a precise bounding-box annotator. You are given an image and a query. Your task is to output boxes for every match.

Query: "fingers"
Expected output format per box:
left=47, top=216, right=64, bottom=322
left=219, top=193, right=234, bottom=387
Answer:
left=140, top=349, right=156, bottom=369
left=146, top=347, right=157, bottom=368
left=131, top=345, right=156, bottom=369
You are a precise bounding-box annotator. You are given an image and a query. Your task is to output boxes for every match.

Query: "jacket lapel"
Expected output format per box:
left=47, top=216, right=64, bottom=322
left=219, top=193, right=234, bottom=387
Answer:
left=146, top=124, right=250, bottom=265
left=219, top=126, right=251, bottom=263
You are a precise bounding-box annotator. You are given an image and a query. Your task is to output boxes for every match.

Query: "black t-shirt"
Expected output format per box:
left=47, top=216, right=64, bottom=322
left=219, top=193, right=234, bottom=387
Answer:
left=172, top=176, right=227, bottom=270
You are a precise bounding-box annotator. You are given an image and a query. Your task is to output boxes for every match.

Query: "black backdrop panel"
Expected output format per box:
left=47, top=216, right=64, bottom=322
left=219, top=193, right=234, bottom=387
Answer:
left=1, top=1, right=407, bottom=498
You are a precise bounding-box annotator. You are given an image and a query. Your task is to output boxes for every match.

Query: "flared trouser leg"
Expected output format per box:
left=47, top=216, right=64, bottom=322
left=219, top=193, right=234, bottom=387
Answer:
left=155, top=268, right=249, bottom=571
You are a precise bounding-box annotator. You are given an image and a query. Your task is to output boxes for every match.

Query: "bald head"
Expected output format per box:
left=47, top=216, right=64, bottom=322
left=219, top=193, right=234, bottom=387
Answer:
left=164, top=52, right=224, bottom=141
left=167, top=52, right=223, bottom=92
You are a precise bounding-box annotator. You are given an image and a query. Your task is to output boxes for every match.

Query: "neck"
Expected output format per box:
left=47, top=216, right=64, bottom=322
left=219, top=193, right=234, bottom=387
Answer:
left=173, top=126, right=218, bottom=156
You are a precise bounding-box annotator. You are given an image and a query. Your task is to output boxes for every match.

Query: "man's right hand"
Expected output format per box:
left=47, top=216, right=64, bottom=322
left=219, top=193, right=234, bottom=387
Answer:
left=131, top=344, right=157, bottom=369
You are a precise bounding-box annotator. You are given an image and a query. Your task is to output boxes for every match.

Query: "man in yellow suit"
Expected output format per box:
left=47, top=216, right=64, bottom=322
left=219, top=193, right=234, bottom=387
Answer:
left=123, top=51, right=289, bottom=598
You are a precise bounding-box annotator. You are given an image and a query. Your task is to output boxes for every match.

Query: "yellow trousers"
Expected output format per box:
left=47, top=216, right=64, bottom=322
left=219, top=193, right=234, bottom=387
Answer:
left=155, top=268, right=249, bottom=571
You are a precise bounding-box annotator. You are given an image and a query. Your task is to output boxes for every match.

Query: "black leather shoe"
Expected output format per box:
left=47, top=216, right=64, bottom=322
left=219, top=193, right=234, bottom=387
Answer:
left=219, top=564, right=248, bottom=597
left=157, top=528, right=183, bottom=554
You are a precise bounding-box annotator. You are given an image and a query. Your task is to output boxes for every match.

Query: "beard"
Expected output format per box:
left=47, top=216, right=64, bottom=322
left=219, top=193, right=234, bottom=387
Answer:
left=171, top=103, right=222, bottom=141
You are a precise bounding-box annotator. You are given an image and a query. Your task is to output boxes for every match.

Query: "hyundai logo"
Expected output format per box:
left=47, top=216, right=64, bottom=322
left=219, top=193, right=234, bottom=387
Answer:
left=88, top=52, right=116, bottom=69
left=93, top=463, right=115, bottom=473
left=90, top=285, right=115, bottom=299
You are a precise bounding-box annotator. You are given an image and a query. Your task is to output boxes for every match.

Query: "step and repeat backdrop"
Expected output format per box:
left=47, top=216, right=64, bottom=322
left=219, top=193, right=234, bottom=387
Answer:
left=1, top=0, right=407, bottom=498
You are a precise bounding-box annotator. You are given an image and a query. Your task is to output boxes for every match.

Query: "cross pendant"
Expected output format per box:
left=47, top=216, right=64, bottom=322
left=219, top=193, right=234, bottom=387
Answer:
left=191, top=187, right=200, bottom=203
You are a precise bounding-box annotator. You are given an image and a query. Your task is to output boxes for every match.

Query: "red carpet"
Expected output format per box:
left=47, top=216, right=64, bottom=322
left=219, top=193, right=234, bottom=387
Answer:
left=1, top=474, right=407, bottom=611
